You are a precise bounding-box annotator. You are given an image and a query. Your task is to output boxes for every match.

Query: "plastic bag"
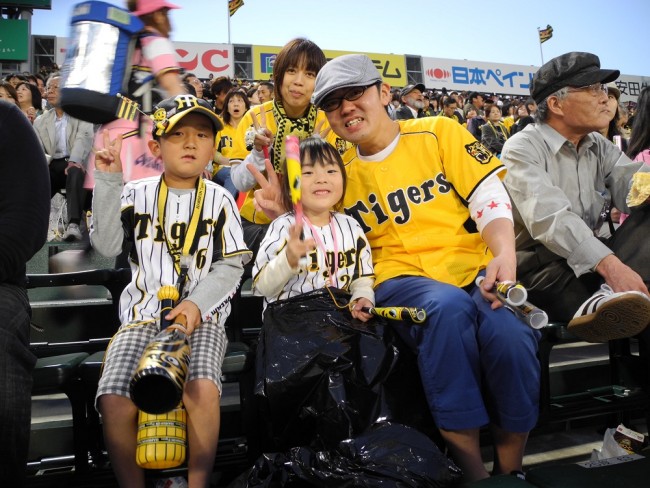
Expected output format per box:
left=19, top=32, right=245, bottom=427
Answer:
left=591, top=424, right=647, bottom=461
left=48, top=193, right=68, bottom=241
left=229, top=422, right=462, bottom=488
left=255, top=288, right=434, bottom=451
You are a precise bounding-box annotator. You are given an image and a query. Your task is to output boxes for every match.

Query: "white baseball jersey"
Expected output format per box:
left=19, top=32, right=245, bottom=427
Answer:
left=91, top=174, right=250, bottom=325
left=252, top=212, right=374, bottom=305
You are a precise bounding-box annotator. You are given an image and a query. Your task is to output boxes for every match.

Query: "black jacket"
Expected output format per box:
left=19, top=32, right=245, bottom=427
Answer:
left=0, top=102, right=50, bottom=286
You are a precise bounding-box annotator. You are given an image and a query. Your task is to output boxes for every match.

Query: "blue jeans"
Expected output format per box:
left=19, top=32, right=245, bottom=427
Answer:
left=213, top=167, right=239, bottom=199
left=0, top=284, right=36, bottom=484
left=375, top=274, right=540, bottom=432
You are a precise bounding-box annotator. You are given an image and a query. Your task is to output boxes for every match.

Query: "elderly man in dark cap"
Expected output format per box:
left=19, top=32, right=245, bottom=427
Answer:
left=501, top=51, right=650, bottom=342
left=394, top=83, right=426, bottom=119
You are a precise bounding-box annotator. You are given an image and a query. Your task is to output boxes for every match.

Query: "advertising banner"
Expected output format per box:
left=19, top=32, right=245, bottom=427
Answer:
left=0, top=19, right=29, bottom=61
left=422, top=56, right=648, bottom=102
left=252, top=45, right=407, bottom=86
left=174, top=41, right=233, bottom=79
left=422, top=56, right=536, bottom=96
left=56, top=38, right=234, bottom=79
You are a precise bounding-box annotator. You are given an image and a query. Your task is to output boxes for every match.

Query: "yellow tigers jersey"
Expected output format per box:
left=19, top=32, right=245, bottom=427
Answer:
left=215, top=122, right=237, bottom=159
left=342, top=116, right=505, bottom=288
left=230, top=101, right=350, bottom=225
left=502, top=115, right=515, bottom=131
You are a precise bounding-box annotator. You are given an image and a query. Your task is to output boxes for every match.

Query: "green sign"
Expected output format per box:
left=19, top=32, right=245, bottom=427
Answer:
left=0, top=1, right=51, bottom=8
left=0, top=19, right=29, bottom=61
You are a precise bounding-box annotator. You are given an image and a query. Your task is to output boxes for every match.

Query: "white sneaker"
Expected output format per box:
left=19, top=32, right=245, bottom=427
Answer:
left=155, top=476, right=188, bottom=488
left=568, top=284, right=650, bottom=342
left=63, top=223, right=83, bottom=241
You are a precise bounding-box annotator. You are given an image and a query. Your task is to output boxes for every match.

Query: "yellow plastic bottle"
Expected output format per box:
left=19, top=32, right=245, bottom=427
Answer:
left=135, top=405, right=187, bottom=469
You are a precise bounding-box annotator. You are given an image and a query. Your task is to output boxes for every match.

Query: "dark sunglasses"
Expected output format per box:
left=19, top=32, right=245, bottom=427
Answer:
left=320, top=82, right=381, bottom=112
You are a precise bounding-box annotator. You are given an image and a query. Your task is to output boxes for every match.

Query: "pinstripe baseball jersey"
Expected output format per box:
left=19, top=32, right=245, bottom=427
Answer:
left=342, top=116, right=506, bottom=288
left=117, top=176, right=250, bottom=324
left=252, top=212, right=374, bottom=304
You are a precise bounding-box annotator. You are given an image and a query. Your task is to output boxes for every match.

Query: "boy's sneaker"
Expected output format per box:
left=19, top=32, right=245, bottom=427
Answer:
left=63, top=223, right=82, bottom=241
left=510, top=470, right=527, bottom=480
left=155, top=477, right=188, bottom=488
left=568, top=284, right=650, bottom=342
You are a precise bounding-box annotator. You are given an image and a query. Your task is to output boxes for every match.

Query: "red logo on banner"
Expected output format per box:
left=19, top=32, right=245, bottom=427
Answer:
left=176, top=49, right=230, bottom=73
left=426, top=68, right=451, bottom=80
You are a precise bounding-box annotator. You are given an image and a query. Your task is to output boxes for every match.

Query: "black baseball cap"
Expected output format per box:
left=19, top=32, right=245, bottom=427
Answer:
left=530, top=52, right=619, bottom=104
left=151, top=94, right=222, bottom=138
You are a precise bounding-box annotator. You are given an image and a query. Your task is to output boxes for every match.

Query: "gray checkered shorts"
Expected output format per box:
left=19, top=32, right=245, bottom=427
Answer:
left=96, top=321, right=227, bottom=404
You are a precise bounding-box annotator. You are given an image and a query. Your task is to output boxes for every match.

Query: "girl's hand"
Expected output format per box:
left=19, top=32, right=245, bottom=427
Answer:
left=249, top=158, right=287, bottom=219
left=285, top=221, right=315, bottom=268
left=350, top=297, right=374, bottom=322
left=93, top=130, right=123, bottom=173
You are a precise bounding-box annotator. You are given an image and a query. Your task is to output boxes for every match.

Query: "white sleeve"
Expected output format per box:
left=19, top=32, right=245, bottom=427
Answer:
left=231, top=148, right=267, bottom=191
left=468, top=174, right=514, bottom=235
left=350, top=276, right=375, bottom=306
left=252, top=247, right=300, bottom=298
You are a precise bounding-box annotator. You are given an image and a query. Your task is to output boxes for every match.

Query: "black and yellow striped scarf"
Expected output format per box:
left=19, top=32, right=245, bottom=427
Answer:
left=271, top=99, right=318, bottom=172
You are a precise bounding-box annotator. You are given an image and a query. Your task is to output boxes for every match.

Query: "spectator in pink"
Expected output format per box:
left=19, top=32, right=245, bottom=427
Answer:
left=619, top=86, right=650, bottom=224
left=627, top=86, right=650, bottom=164
left=84, top=0, right=186, bottom=189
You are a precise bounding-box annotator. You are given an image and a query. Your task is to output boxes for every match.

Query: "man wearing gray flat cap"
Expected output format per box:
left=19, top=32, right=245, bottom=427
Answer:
left=501, top=51, right=650, bottom=343
left=296, top=53, right=542, bottom=482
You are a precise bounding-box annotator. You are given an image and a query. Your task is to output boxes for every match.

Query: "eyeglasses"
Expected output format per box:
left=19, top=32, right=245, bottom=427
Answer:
left=320, top=82, right=379, bottom=112
left=567, top=83, right=608, bottom=97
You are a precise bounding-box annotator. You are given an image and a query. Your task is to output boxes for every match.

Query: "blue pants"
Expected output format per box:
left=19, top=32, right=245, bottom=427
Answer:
left=213, top=167, right=239, bottom=200
left=0, top=284, right=36, bottom=484
left=375, top=274, right=540, bottom=432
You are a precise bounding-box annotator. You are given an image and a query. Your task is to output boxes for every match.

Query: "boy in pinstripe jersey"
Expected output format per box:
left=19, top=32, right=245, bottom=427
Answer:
left=90, top=94, right=251, bottom=487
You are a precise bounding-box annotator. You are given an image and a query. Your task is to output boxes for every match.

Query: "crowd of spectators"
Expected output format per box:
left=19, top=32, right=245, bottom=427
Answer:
left=1, top=47, right=648, bottom=485
left=1, top=65, right=641, bottom=246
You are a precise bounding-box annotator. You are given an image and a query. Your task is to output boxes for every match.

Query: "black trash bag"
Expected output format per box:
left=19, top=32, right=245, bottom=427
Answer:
left=227, top=422, right=462, bottom=488
left=255, top=288, right=401, bottom=451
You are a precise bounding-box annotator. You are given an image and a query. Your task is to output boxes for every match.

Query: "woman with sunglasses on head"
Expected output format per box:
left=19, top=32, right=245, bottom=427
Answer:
left=229, top=38, right=349, bottom=264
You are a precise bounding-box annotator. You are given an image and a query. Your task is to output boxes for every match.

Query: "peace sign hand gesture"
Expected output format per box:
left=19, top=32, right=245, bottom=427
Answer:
left=314, top=119, right=331, bottom=140
left=93, top=130, right=123, bottom=173
left=249, top=158, right=287, bottom=220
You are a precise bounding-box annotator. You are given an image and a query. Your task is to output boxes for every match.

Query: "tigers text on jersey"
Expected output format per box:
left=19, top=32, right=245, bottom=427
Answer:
left=229, top=101, right=350, bottom=225
left=253, top=212, right=374, bottom=304
left=216, top=122, right=236, bottom=159
left=118, top=176, right=250, bottom=324
left=342, top=116, right=505, bottom=288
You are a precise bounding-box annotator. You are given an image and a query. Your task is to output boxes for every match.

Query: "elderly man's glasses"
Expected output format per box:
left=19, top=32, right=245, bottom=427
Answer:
left=320, top=82, right=380, bottom=112
left=567, top=83, right=608, bottom=96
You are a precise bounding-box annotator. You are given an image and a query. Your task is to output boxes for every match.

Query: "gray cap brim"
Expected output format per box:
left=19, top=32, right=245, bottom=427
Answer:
left=313, top=54, right=382, bottom=107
